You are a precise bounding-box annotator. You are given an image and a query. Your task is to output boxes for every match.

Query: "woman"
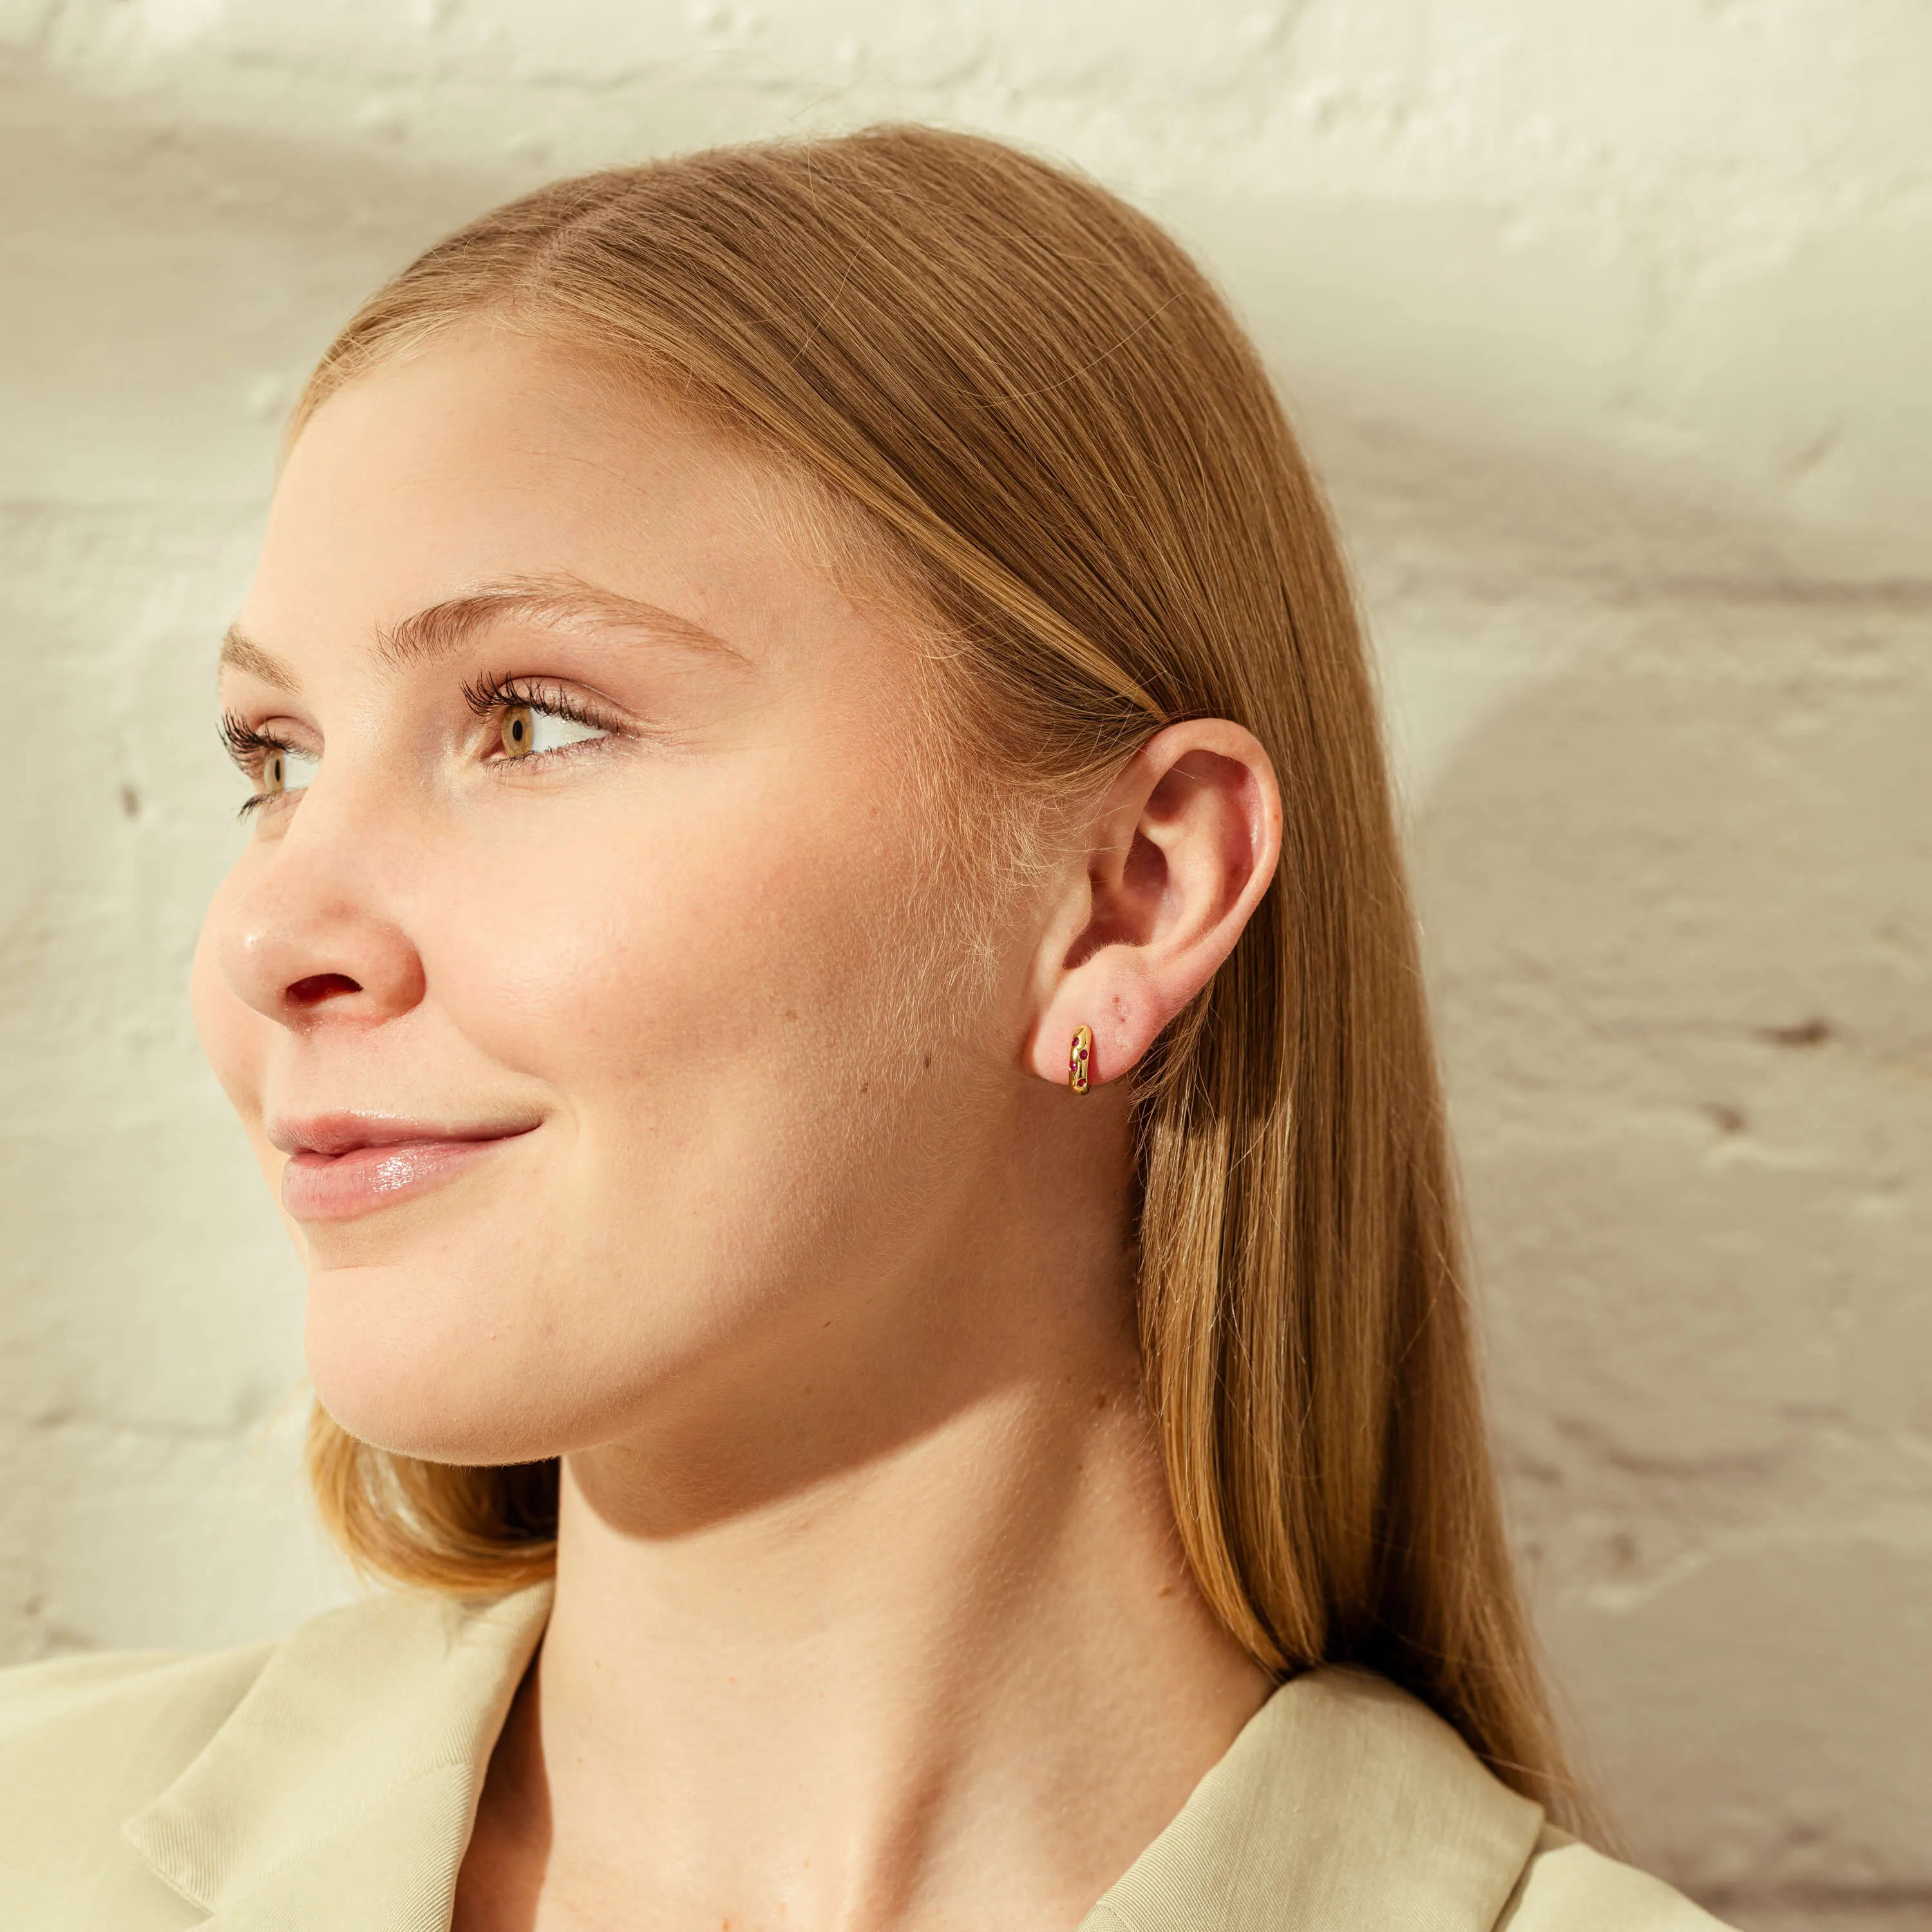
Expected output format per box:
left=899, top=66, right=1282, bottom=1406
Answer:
left=0, top=127, right=1722, bottom=1929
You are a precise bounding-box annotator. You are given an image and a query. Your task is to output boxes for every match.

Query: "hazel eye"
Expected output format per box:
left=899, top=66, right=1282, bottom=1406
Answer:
left=494, top=703, right=609, bottom=760
left=261, top=745, right=319, bottom=795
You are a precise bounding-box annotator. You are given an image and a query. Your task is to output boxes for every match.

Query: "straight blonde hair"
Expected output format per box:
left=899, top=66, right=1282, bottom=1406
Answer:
left=295, top=125, right=1582, bottom=1826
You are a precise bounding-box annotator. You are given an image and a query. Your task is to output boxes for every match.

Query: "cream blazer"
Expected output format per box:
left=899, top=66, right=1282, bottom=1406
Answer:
left=0, top=1582, right=1726, bottom=1931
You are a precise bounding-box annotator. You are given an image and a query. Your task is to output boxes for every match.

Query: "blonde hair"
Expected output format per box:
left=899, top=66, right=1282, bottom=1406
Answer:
left=296, top=126, right=1582, bottom=1825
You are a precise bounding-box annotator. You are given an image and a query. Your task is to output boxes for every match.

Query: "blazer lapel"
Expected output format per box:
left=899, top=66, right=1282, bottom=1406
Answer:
left=122, top=1582, right=552, bottom=1931
left=1079, top=1667, right=1546, bottom=1932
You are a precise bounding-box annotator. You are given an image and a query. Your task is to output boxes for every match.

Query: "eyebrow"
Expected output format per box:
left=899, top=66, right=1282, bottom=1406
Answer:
left=218, top=627, right=299, bottom=692
left=217, top=575, right=745, bottom=690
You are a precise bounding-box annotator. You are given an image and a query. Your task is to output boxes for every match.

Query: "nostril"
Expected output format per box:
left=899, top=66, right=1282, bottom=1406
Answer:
left=286, top=972, right=363, bottom=1007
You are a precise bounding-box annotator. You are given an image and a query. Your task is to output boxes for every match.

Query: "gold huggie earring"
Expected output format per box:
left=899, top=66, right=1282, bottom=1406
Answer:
left=1068, top=1025, right=1092, bottom=1095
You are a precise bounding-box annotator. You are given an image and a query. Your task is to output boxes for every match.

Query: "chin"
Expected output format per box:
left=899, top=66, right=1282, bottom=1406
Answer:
left=302, top=1256, right=584, bottom=1466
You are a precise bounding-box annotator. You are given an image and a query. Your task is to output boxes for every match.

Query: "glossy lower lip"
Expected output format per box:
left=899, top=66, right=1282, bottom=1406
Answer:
left=280, top=1131, right=531, bottom=1223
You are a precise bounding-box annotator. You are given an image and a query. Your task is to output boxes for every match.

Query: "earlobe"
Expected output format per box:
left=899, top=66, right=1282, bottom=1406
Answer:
left=1026, top=719, right=1281, bottom=1090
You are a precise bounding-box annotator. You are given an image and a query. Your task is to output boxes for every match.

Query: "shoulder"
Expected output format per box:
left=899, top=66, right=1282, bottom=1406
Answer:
left=0, top=1637, right=279, bottom=1790
left=0, top=1639, right=277, bottom=1926
left=1501, top=1826, right=1732, bottom=1931
left=0, top=1639, right=274, bottom=1739
left=0, top=1584, right=551, bottom=1931
left=1087, top=1665, right=1730, bottom=1932
left=1195, top=1668, right=1734, bottom=1932
left=1290, top=1674, right=1732, bottom=1931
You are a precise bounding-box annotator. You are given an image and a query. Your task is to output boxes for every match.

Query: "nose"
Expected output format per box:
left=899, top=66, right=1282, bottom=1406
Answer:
left=202, top=817, right=427, bottom=1032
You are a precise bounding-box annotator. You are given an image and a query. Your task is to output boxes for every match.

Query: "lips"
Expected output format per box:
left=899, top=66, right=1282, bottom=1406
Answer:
left=272, top=1113, right=537, bottom=1223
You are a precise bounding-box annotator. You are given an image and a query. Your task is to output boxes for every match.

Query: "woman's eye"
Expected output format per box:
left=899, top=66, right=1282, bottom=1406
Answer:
left=261, top=745, right=321, bottom=795
left=498, top=705, right=611, bottom=760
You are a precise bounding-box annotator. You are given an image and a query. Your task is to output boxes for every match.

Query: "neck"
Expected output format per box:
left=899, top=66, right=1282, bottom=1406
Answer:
left=466, top=1101, right=1271, bottom=1931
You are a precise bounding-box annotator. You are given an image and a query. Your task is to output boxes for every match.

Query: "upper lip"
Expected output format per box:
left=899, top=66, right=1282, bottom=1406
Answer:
left=268, top=1113, right=540, bottom=1158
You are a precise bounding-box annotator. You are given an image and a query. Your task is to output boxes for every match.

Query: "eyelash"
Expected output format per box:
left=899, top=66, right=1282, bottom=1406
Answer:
left=220, top=680, right=624, bottom=820
left=460, top=672, right=620, bottom=747
left=220, top=711, right=303, bottom=820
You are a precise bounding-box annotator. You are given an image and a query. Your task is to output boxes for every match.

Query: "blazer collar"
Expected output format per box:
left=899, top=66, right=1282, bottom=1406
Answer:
left=1079, top=1666, right=1546, bottom=1932
left=122, top=1581, right=552, bottom=1930
left=124, top=1587, right=1540, bottom=1932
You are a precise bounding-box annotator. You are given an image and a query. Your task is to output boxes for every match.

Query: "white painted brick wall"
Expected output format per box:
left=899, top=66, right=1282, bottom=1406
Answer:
left=2, top=6, right=1926, bottom=1926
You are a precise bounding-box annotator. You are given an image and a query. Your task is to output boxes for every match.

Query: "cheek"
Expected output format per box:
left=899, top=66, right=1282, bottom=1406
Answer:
left=302, top=751, right=969, bottom=1463
left=425, top=768, right=909, bottom=1104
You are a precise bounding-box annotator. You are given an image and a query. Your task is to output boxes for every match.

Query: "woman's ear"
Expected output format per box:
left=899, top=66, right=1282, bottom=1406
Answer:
left=1025, top=719, right=1282, bottom=1088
